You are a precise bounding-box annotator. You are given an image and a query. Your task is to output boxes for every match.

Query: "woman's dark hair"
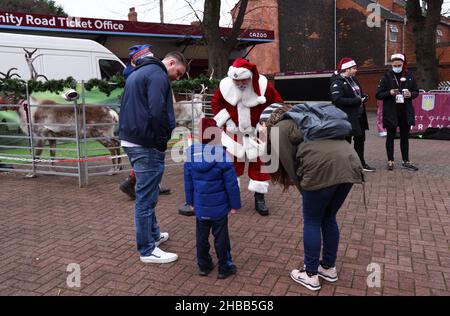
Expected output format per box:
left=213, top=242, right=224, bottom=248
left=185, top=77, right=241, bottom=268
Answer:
left=266, top=104, right=295, bottom=191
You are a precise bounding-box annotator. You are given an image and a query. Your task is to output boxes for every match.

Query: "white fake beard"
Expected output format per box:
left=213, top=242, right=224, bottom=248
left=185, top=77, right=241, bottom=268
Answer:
left=234, top=83, right=258, bottom=108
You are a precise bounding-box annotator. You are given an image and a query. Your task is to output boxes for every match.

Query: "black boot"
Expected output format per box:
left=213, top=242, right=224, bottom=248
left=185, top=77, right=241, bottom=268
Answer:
left=254, top=192, right=269, bottom=216
left=178, top=203, right=195, bottom=216
left=119, top=175, right=136, bottom=200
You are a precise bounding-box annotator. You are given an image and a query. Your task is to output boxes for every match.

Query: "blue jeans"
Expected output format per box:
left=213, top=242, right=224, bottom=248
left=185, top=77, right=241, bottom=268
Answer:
left=196, top=216, right=235, bottom=274
left=123, top=147, right=165, bottom=256
left=301, top=183, right=353, bottom=273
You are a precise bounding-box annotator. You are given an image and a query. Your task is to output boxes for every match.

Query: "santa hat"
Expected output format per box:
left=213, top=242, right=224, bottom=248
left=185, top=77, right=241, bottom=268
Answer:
left=129, top=44, right=153, bottom=66
left=227, top=58, right=266, bottom=104
left=391, top=53, right=407, bottom=82
left=200, top=117, right=220, bottom=144
left=337, top=57, right=357, bottom=73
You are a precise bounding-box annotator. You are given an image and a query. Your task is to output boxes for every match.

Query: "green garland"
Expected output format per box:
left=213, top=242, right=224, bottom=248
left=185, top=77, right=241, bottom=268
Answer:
left=172, top=74, right=219, bottom=94
left=0, top=73, right=218, bottom=100
left=0, top=75, right=125, bottom=98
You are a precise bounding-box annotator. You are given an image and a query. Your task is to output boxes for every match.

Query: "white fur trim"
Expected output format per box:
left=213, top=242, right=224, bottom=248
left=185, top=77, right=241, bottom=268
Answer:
left=228, top=66, right=252, bottom=80
left=219, top=75, right=268, bottom=108
left=213, top=108, right=230, bottom=128
left=244, top=135, right=266, bottom=160
left=255, top=123, right=264, bottom=134
left=257, top=96, right=266, bottom=104
left=225, top=119, right=239, bottom=134
left=221, top=132, right=245, bottom=159
left=391, top=53, right=405, bottom=61
left=341, top=60, right=356, bottom=70
left=248, top=179, right=269, bottom=194
left=237, top=102, right=252, bottom=132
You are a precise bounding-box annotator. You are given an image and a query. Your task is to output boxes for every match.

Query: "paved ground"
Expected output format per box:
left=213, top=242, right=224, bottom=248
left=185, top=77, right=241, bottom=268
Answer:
left=0, top=112, right=449, bottom=296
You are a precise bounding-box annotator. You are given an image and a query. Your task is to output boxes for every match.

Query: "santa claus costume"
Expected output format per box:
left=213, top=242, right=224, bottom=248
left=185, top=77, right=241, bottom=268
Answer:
left=211, top=58, right=283, bottom=216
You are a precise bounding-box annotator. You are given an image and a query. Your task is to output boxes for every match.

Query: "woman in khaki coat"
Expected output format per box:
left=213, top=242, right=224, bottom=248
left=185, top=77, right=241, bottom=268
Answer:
left=263, top=105, right=363, bottom=291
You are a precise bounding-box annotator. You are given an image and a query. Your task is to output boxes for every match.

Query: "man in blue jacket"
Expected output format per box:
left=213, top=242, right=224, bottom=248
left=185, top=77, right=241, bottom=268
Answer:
left=119, top=44, right=172, bottom=199
left=120, top=51, right=187, bottom=264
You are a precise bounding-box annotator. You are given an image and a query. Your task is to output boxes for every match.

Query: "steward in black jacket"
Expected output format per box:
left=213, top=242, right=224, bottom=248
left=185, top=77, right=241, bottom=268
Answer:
left=375, top=53, right=420, bottom=171
left=330, top=67, right=374, bottom=171
left=375, top=69, right=419, bottom=129
left=330, top=73, right=369, bottom=137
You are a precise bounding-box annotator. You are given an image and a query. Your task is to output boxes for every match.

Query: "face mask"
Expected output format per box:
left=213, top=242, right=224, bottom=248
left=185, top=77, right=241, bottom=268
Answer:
left=392, top=66, right=402, bottom=74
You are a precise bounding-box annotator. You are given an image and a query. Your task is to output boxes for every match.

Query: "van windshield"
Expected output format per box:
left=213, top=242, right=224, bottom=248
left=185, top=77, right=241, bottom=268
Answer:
left=99, top=59, right=124, bottom=80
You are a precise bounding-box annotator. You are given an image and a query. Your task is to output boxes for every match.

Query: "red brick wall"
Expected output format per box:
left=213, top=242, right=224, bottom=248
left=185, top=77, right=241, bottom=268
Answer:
left=239, top=0, right=280, bottom=75
left=356, top=70, right=387, bottom=110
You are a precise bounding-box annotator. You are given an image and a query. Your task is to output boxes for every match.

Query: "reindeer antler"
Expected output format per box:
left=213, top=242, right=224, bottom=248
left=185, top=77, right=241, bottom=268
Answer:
left=186, top=59, right=193, bottom=80
left=199, top=83, right=208, bottom=95
left=0, top=68, right=21, bottom=81
left=23, top=48, right=38, bottom=57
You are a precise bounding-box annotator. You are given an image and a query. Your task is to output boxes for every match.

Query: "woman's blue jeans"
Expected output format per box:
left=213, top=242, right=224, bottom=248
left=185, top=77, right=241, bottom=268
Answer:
left=301, top=183, right=353, bottom=273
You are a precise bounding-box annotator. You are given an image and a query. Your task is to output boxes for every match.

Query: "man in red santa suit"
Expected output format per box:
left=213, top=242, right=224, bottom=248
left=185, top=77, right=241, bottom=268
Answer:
left=211, top=58, right=283, bottom=216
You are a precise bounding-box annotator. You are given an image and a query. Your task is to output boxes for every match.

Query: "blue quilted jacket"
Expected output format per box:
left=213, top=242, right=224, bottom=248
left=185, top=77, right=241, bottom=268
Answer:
left=184, top=144, right=241, bottom=220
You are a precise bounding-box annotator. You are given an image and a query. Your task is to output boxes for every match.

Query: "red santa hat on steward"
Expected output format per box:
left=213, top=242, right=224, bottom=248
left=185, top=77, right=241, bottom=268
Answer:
left=227, top=58, right=266, bottom=104
left=336, top=57, right=357, bottom=74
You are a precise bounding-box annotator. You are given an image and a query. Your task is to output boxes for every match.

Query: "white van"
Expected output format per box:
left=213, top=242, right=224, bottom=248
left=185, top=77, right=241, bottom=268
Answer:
left=0, top=32, right=125, bottom=81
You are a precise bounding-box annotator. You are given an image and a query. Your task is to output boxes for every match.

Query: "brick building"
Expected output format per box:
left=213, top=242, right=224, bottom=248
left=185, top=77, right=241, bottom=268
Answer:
left=234, top=0, right=450, bottom=107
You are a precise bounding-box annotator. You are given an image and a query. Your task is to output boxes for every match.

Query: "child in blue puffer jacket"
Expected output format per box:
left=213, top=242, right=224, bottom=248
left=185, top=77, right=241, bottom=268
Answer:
left=184, top=117, right=241, bottom=279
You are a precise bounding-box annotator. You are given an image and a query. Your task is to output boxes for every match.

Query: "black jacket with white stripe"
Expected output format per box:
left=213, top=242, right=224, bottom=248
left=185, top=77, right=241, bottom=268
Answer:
left=330, top=74, right=369, bottom=137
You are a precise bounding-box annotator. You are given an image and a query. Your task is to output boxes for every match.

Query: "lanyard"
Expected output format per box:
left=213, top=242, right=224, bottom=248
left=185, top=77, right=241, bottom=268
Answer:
left=343, top=76, right=361, bottom=98
left=392, top=74, right=403, bottom=89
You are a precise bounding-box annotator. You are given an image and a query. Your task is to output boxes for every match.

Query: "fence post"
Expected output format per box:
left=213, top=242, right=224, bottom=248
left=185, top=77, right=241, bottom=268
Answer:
left=73, top=98, right=86, bottom=188
left=25, top=83, right=36, bottom=177
left=81, top=81, right=89, bottom=186
left=190, top=92, right=195, bottom=147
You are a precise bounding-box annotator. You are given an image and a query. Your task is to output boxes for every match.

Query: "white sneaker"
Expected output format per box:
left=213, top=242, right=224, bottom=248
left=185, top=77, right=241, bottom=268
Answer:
left=140, top=247, right=178, bottom=264
left=155, top=232, right=169, bottom=247
left=318, top=265, right=338, bottom=282
left=290, top=269, right=321, bottom=291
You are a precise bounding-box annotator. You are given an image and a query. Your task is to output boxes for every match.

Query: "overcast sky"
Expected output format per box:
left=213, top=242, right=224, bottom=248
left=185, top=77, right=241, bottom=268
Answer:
left=53, top=0, right=450, bottom=24
left=52, top=0, right=240, bottom=26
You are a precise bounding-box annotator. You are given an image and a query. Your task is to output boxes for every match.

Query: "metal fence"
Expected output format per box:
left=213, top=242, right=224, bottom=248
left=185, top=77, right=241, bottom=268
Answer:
left=0, top=85, right=213, bottom=187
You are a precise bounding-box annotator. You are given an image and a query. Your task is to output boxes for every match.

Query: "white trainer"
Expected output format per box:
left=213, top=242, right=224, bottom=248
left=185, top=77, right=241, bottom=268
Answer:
left=318, top=265, right=338, bottom=282
left=290, top=269, right=321, bottom=291
left=140, top=247, right=178, bottom=264
left=155, top=232, right=169, bottom=247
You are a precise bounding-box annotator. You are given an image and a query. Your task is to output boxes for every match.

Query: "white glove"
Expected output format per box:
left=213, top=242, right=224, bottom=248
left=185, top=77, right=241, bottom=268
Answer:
left=255, top=123, right=264, bottom=135
left=226, top=119, right=239, bottom=134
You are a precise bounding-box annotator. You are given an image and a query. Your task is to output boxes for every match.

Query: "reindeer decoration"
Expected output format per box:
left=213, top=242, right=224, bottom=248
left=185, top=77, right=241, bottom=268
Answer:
left=172, top=83, right=207, bottom=129
left=12, top=96, right=122, bottom=174
left=0, top=68, right=22, bottom=81
left=23, top=48, right=48, bottom=81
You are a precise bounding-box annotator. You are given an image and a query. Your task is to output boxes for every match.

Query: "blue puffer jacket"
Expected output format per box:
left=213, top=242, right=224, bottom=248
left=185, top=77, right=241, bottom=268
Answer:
left=184, top=144, right=241, bottom=220
left=119, top=57, right=176, bottom=152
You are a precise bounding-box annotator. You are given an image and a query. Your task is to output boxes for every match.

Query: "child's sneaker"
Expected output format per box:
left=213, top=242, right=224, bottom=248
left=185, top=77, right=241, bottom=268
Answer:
left=155, top=232, right=169, bottom=247
left=318, top=264, right=338, bottom=282
left=218, top=265, right=237, bottom=279
left=199, top=263, right=215, bottom=276
left=290, top=269, right=321, bottom=291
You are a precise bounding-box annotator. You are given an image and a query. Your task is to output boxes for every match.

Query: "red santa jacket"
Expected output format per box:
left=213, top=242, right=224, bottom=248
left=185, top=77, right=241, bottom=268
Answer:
left=211, top=75, right=283, bottom=132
